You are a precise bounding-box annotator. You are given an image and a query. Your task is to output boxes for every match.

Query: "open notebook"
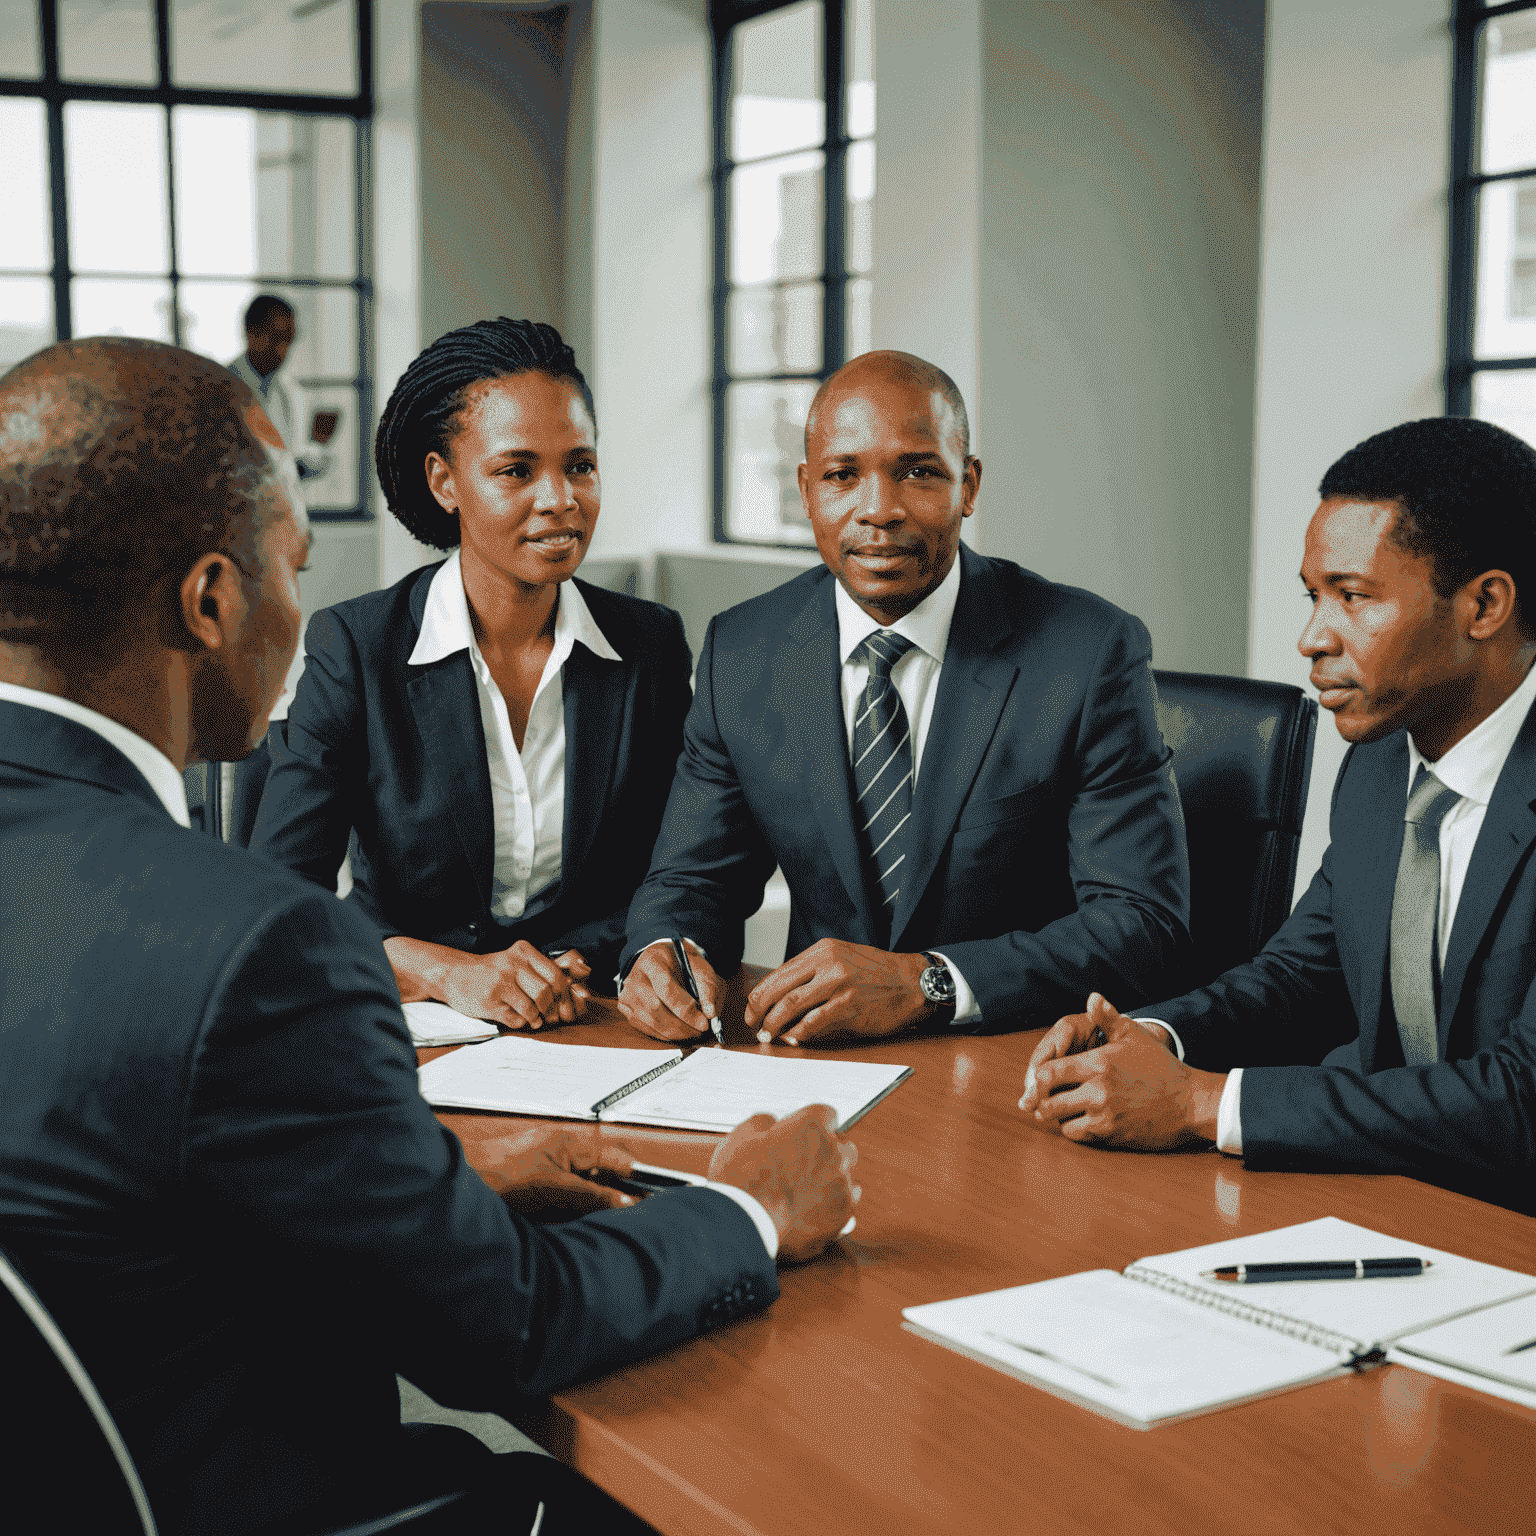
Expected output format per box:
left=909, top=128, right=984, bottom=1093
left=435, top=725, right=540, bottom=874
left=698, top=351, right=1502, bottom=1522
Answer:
left=1388, top=1291, right=1536, bottom=1410
left=416, top=1034, right=911, bottom=1131
left=902, top=1217, right=1536, bottom=1429
left=402, top=1001, right=497, bottom=1047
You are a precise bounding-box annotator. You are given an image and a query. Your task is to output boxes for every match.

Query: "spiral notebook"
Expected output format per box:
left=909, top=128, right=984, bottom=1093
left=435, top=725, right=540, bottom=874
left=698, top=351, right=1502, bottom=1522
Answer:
left=416, top=1033, right=911, bottom=1131
left=902, top=1217, right=1536, bottom=1429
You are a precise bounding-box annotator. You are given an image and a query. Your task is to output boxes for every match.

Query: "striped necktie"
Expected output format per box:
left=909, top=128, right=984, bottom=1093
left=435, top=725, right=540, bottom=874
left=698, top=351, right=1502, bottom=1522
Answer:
left=1390, top=764, right=1461, bottom=1066
left=851, top=630, right=916, bottom=939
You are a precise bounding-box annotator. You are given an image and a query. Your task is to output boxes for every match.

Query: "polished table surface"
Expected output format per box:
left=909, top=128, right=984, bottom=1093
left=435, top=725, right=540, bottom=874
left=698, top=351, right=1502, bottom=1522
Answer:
left=422, top=972, right=1536, bottom=1536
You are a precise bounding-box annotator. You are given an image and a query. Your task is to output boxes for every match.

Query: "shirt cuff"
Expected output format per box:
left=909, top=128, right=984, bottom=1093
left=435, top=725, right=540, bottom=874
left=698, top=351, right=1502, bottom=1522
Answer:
left=1215, top=1067, right=1243, bottom=1155
left=929, top=952, right=980, bottom=1024
left=1132, top=1016, right=1186, bottom=1061
left=702, top=1182, right=779, bottom=1261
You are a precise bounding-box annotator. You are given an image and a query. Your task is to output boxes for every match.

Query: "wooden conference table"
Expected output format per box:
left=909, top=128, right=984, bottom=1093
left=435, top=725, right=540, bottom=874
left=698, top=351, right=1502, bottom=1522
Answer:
left=421, top=971, right=1536, bottom=1536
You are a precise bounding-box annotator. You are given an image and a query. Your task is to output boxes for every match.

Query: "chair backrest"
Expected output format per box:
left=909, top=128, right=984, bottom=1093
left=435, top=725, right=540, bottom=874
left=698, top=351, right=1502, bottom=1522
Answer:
left=0, top=1249, right=158, bottom=1535
left=1153, top=669, right=1318, bottom=986
left=182, top=735, right=273, bottom=849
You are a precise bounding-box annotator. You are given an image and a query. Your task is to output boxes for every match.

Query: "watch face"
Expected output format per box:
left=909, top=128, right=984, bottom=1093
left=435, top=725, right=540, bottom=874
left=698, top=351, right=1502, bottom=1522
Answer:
left=921, top=964, right=955, bottom=1006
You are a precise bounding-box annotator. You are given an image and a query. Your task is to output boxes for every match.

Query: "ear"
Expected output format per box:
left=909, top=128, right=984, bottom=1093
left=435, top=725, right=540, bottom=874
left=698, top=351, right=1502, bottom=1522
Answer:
left=178, top=551, right=249, bottom=652
left=425, top=450, right=458, bottom=517
left=1461, top=569, right=1519, bottom=642
left=797, top=460, right=811, bottom=515
left=960, top=457, right=982, bottom=518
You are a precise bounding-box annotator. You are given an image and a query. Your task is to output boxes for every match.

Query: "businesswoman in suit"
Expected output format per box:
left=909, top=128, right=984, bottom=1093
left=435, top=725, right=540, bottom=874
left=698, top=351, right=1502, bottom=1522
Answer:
left=252, top=318, right=692, bottom=1028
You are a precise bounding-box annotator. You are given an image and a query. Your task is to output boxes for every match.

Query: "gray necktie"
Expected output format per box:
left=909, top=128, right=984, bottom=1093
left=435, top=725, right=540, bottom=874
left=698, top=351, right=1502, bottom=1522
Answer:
left=1389, top=765, right=1461, bottom=1065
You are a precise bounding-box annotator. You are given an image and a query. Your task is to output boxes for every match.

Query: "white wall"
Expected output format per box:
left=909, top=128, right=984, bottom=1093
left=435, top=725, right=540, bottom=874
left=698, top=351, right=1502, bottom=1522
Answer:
left=582, top=0, right=714, bottom=564
left=1250, top=0, right=1453, bottom=898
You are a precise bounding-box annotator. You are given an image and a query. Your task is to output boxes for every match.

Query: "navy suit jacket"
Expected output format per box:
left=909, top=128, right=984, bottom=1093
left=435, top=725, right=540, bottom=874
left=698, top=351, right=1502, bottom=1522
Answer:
left=251, top=564, right=692, bottom=982
left=1143, top=710, right=1536, bottom=1214
left=622, top=547, right=1191, bottom=1029
left=0, top=702, right=775, bottom=1536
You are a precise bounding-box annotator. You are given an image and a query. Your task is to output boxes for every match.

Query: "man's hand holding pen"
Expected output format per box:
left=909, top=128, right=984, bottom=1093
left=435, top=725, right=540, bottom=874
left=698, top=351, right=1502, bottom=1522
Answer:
left=619, top=939, right=723, bottom=1040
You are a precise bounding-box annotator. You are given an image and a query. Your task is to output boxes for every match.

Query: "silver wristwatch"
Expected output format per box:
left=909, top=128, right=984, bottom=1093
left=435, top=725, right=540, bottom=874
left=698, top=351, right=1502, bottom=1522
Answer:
left=918, top=952, right=957, bottom=1012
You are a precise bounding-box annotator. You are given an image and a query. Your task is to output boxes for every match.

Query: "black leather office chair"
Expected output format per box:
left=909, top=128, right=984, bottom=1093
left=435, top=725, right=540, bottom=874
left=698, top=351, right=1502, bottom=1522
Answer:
left=183, top=734, right=273, bottom=849
left=1153, top=670, right=1318, bottom=987
left=0, top=1247, right=482, bottom=1536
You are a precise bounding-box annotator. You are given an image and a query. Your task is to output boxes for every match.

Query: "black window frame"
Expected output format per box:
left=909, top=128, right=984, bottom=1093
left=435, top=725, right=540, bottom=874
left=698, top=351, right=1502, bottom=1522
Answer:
left=1448, top=0, right=1536, bottom=418
left=0, top=0, right=376, bottom=522
left=710, top=0, right=863, bottom=548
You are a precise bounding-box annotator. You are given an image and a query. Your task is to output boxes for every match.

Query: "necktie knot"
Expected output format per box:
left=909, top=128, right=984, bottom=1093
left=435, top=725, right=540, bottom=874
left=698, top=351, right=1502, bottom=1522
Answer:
left=858, top=630, right=915, bottom=682
left=1405, top=765, right=1460, bottom=830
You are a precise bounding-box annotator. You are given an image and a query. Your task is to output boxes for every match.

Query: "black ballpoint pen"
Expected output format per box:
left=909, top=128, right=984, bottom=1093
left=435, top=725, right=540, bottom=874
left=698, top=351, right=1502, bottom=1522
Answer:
left=672, top=936, right=722, bottom=1044
left=1202, top=1258, right=1432, bottom=1283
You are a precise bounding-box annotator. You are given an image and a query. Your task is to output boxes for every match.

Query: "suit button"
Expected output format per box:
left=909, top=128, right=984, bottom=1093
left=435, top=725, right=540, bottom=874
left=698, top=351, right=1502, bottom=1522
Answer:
left=467, top=921, right=479, bottom=936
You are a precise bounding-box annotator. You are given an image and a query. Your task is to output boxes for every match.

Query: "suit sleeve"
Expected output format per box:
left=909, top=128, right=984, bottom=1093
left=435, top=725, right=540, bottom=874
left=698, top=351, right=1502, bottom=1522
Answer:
left=249, top=609, right=387, bottom=928
left=619, top=616, right=779, bottom=978
left=181, top=889, right=778, bottom=1411
left=540, top=610, right=696, bottom=981
left=938, top=612, right=1192, bottom=1027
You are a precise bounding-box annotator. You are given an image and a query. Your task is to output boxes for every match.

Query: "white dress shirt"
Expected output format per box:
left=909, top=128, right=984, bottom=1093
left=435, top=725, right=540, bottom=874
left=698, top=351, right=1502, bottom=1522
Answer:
left=407, top=550, right=621, bottom=924
left=0, top=684, right=781, bottom=1257
left=227, top=352, right=332, bottom=482
left=832, top=557, right=979, bottom=1022
left=0, top=680, right=190, bottom=826
left=1212, top=659, right=1536, bottom=1155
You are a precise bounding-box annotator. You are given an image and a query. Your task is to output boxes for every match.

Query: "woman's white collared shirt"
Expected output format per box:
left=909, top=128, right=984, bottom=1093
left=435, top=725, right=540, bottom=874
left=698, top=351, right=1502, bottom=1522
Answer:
left=407, top=551, right=622, bottom=923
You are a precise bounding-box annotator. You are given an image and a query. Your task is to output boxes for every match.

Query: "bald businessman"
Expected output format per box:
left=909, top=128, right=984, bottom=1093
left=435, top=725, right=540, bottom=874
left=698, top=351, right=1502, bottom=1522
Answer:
left=619, top=350, right=1189, bottom=1046
left=1021, top=417, right=1536, bottom=1216
left=0, top=338, right=858, bottom=1536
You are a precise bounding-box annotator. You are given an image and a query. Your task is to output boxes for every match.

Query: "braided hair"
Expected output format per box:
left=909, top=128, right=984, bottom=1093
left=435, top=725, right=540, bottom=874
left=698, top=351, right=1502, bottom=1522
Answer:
left=375, top=317, right=595, bottom=550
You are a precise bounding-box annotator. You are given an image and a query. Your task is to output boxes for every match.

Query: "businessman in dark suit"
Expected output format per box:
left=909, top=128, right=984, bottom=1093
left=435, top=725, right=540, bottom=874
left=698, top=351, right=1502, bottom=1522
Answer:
left=1021, top=417, right=1536, bottom=1215
left=619, top=351, right=1189, bottom=1046
left=0, top=338, right=858, bottom=1535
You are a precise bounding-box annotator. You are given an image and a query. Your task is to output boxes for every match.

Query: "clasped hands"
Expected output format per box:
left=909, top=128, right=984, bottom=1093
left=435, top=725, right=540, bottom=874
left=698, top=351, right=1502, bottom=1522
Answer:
left=389, top=936, right=594, bottom=1030
left=482, top=1105, right=860, bottom=1264
left=619, top=937, right=937, bottom=1046
left=1018, top=993, right=1225, bottom=1149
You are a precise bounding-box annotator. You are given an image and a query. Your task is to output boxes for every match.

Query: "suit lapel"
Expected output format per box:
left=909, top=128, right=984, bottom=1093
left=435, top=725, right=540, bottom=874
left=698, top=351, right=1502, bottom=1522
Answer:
left=890, top=549, right=1019, bottom=948
left=1437, top=707, right=1536, bottom=1048
left=560, top=643, right=627, bottom=885
left=783, top=578, right=876, bottom=935
left=1344, top=736, right=1408, bottom=1070
left=406, top=655, right=496, bottom=910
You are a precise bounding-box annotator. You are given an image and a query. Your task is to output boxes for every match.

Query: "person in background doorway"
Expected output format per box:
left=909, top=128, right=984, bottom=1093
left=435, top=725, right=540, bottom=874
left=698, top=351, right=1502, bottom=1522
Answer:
left=227, top=293, right=336, bottom=482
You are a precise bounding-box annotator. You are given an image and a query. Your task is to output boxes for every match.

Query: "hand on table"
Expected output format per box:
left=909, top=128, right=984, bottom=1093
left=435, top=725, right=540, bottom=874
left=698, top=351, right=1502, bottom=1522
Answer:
left=442, top=942, right=591, bottom=1030
left=618, top=941, right=721, bottom=1040
left=1017, top=993, right=1224, bottom=1150
left=477, top=1126, right=640, bottom=1220
left=746, top=939, right=932, bottom=1047
left=709, top=1104, right=860, bottom=1264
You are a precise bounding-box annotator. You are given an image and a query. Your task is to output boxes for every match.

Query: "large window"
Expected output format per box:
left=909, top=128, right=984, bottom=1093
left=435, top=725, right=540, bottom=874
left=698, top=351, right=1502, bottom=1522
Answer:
left=0, top=0, right=374, bottom=520
left=1449, top=1, right=1536, bottom=448
left=711, top=0, right=873, bottom=546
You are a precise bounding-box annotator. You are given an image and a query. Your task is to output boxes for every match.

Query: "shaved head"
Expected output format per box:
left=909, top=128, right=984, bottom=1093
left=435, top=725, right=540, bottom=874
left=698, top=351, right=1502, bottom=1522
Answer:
left=0, top=337, right=282, bottom=647
left=805, top=351, right=970, bottom=459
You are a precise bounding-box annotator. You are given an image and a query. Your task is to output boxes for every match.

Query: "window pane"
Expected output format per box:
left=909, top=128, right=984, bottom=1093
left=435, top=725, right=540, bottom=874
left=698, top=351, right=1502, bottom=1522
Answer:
left=729, top=282, right=822, bottom=375
left=731, top=151, right=823, bottom=285
left=300, top=383, right=359, bottom=512
left=725, top=380, right=819, bottom=545
left=1475, top=177, right=1536, bottom=359
left=847, top=139, right=874, bottom=275
left=180, top=278, right=355, bottom=377
left=1474, top=370, right=1536, bottom=450
left=64, top=103, right=170, bottom=274
left=0, top=0, right=41, bottom=78
left=846, top=276, right=872, bottom=361
left=732, top=0, right=822, bottom=161
left=1479, top=13, right=1536, bottom=176
left=171, top=0, right=358, bottom=96
left=60, top=0, right=157, bottom=85
left=173, top=110, right=357, bottom=280
left=848, top=0, right=875, bottom=139
left=0, top=98, right=50, bottom=270
left=0, top=275, right=54, bottom=370
left=70, top=275, right=174, bottom=341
